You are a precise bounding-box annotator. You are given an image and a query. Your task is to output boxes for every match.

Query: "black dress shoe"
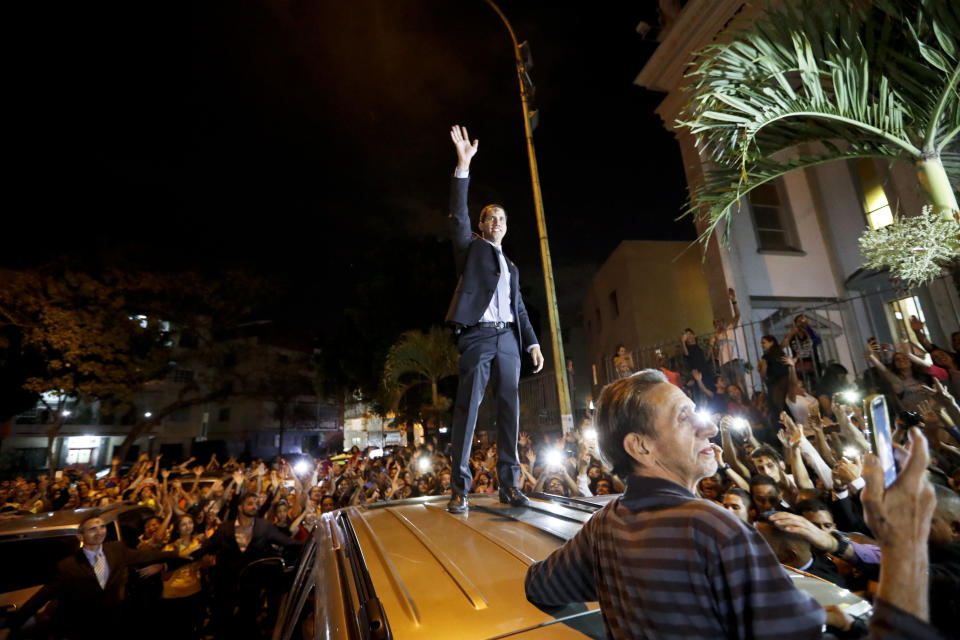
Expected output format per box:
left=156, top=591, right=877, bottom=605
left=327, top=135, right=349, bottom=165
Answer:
left=446, top=494, right=468, bottom=514
left=499, top=486, right=530, bottom=507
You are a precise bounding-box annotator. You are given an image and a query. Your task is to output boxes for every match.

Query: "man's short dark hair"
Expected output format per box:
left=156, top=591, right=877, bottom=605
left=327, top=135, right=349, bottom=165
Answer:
left=723, top=487, right=752, bottom=509
left=749, top=444, right=782, bottom=463
left=684, top=328, right=694, bottom=334
left=595, top=369, right=669, bottom=477
left=479, top=204, right=506, bottom=223
left=749, top=474, right=779, bottom=491
left=795, top=498, right=830, bottom=515
left=78, top=509, right=103, bottom=531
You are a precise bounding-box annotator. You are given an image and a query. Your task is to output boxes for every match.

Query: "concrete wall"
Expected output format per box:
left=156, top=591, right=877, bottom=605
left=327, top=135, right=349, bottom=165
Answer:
left=584, top=240, right=713, bottom=380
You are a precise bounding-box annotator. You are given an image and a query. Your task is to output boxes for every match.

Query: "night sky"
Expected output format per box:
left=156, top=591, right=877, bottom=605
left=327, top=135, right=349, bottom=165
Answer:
left=8, top=0, right=693, bottom=381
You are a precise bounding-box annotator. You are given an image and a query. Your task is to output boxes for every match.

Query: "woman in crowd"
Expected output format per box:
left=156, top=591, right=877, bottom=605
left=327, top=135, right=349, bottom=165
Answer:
left=870, top=350, right=934, bottom=411
left=759, top=335, right=790, bottom=423
left=814, top=362, right=850, bottom=417
left=161, top=514, right=206, bottom=637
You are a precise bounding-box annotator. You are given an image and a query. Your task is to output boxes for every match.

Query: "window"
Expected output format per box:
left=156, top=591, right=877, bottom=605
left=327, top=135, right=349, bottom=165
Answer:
left=171, top=369, right=194, bottom=384
left=609, top=290, right=620, bottom=316
left=65, top=448, right=94, bottom=465
left=889, top=296, right=926, bottom=344
left=218, top=407, right=231, bottom=423
left=749, top=180, right=800, bottom=251
left=855, top=159, right=894, bottom=230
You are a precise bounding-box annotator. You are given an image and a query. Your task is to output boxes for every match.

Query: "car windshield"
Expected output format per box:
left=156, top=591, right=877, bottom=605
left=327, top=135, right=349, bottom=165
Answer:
left=0, top=535, right=80, bottom=592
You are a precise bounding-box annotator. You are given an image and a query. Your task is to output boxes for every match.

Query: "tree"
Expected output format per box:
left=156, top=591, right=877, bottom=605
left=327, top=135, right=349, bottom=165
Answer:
left=0, top=263, right=278, bottom=466
left=680, top=0, right=959, bottom=251
left=250, top=346, right=323, bottom=459
left=0, top=268, right=171, bottom=468
left=381, top=327, right=458, bottom=425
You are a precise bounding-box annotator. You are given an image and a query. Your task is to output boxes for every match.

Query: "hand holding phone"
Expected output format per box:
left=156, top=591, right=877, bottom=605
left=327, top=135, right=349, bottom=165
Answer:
left=865, top=394, right=897, bottom=488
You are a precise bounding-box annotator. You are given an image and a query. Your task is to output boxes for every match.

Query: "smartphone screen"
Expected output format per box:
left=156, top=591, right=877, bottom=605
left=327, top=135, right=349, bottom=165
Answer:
left=866, top=394, right=897, bottom=488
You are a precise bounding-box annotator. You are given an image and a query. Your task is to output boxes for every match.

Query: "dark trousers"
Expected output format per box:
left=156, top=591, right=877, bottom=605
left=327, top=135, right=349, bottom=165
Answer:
left=451, top=326, right=522, bottom=493
left=161, top=592, right=205, bottom=638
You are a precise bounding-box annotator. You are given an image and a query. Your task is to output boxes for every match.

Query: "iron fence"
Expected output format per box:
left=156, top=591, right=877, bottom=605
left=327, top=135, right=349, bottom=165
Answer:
left=599, top=274, right=960, bottom=396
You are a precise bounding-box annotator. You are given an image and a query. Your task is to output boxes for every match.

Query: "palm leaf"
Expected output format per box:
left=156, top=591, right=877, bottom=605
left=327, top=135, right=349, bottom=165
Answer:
left=382, top=326, right=458, bottom=410
left=678, top=0, right=960, bottom=236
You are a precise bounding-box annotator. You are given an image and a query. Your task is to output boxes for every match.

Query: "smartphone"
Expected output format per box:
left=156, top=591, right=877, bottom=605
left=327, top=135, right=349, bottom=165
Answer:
left=864, top=394, right=897, bottom=488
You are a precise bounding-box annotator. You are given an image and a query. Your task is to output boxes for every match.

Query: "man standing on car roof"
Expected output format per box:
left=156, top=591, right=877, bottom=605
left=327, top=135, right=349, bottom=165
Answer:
left=444, top=124, right=544, bottom=514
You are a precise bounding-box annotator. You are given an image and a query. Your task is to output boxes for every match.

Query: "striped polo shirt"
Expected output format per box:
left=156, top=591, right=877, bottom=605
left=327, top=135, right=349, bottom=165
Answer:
left=525, top=475, right=825, bottom=639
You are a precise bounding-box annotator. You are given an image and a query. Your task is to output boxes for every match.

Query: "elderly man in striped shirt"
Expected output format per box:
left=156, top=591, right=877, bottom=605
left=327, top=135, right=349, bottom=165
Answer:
left=525, top=370, right=942, bottom=639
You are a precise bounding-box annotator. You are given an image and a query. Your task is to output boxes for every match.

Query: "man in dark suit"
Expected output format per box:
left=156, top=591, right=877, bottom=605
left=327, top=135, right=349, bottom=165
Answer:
left=8, top=511, right=182, bottom=640
left=445, top=124, right=544, bottom=514
left=198, top=492, right=302, bottom=638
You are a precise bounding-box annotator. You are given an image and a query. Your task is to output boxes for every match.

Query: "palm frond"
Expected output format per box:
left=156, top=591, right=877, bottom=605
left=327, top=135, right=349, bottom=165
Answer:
left=679, top=0, right=959, bottom=238
left=685, top=142, right=906, bottom=243
left=381, top=327, right=458, bottom=406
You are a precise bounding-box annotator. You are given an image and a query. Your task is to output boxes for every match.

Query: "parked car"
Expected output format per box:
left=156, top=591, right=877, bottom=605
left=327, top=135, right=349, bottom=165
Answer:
left=272, top=493, right=872, bottom=640
left=0, top=502, right=157, bottom=630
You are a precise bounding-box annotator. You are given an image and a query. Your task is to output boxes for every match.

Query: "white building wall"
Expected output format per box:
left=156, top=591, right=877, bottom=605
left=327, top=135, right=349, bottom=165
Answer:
left=729, top=172, right=840, bottom=299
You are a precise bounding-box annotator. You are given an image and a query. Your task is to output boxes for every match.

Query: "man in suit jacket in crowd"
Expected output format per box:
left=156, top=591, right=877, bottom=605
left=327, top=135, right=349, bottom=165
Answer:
left=445, top=124, right=544, bottom=514
left=8, top=510, right=182, bottom=640
left=198, top=492, right=302, bottom=638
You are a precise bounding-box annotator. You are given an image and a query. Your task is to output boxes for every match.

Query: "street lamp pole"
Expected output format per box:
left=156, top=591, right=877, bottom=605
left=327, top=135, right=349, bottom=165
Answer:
left=483, top=0, right=574, bottom=435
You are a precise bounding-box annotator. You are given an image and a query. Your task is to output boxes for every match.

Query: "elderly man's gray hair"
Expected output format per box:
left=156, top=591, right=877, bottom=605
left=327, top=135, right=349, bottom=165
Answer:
left=595, top=369, right=668, bottom=476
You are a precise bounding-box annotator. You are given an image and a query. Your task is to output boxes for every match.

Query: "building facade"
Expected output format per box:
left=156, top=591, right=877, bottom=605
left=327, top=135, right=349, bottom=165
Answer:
left=1, top=323, right=341, bottom=475
left=633, top=0, right=960, bottom=391
left=584, top=240, right=713, bottom=388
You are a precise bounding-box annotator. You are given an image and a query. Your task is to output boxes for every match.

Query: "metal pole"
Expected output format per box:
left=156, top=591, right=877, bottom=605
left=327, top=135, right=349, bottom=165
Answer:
left=483, top=0, right=574, bottom=435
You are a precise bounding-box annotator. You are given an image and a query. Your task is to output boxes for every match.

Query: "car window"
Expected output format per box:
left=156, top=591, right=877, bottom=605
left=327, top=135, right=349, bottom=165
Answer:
left=0, top=535, right=79, bottom=592
left=277, top=583, right=315, bottom=640
left=289, top=537, right=317, bottom=601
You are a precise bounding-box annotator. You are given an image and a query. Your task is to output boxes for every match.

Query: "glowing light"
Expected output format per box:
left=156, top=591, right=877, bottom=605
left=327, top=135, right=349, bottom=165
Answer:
left=588, top=400, right=595, bottom=410
left=294, top=460, right=310, bottom=475
left=368, top=448, right=384, bottom=459
left=842, top=447, right=859, bottom=460
left=583, top=427, right=597, bottom=441
left=545, top=448, right=563, bottom=468
left=144, top=412, right=152, bottom=418
left=841, top=390, right=861, bottom=404
left=731, top=417, right=749, bottom=432
left=417, top=457, right=431, bottom=473
left=62, top=410, right=71, bottom=417
left=696, top=410, right=712, bottom=423
left=438, top=427, right=448, bottom=434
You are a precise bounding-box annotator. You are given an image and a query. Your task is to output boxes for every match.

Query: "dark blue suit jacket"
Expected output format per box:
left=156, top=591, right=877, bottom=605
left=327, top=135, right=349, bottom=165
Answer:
left=444, top=176, right=538, bottom=353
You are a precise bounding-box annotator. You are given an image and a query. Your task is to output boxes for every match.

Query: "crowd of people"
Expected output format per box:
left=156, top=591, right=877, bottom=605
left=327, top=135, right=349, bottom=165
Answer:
left=0, top=428, right=623, bottom=639
left=3, top=287, right=960, bottom=638
left=0, top=428, right=620, bottom=524
left=604, top=290, right=960, bottom=636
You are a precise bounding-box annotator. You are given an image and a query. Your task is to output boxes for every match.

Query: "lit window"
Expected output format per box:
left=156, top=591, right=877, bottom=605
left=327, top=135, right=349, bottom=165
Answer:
left=855, top=159, right=894, bottom=230
left=890, top=296, right=926, bottom=345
